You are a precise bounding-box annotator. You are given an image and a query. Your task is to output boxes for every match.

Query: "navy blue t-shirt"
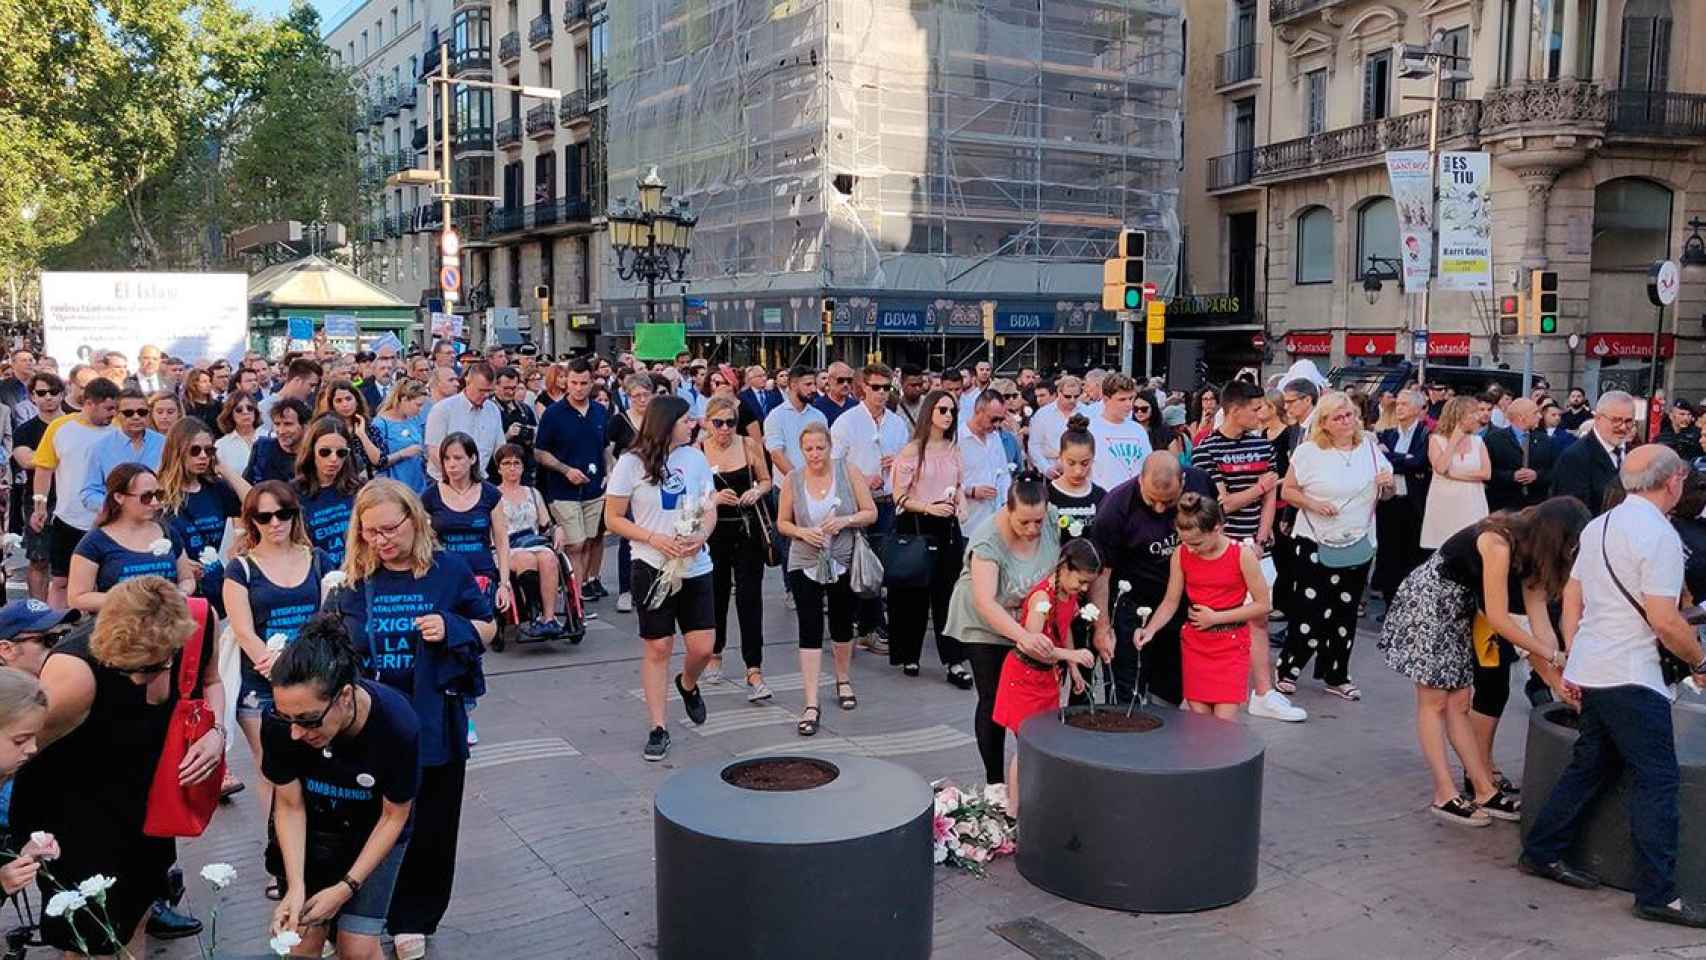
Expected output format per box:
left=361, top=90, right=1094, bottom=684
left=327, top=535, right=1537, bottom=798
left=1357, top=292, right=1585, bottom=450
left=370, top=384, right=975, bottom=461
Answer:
left=243, top=437, right=297, bottom=486
left=534, top=398, right=608, bottom=502
left=168, top=481, right=241, bottom=608
left=299, top=488, right=355, bottom=568
left=332, top=551, right=493, bottom=766
left=421, top=482, right=502, bottom=578
left=262, top=679, right=421, bottom=842
left=74, top=524, right=183, bottom=591
left=812, top=393, right=859, bottom=426
left=227, top=548, right=330, bottom=688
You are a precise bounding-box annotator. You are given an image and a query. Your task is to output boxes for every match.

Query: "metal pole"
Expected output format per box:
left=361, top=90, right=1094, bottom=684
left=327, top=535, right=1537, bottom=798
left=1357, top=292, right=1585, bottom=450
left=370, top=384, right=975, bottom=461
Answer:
left=1521, top=339, right=1533, bottom=397
left=1647, top=299, right=1665, bottom=429
left=1119, top=312, right=1134, bottom=376
left=1416, top=58, right=1444, bottom=386
left=438, top=41, right=453, bottom=350
left=645, top=233, right=657, bottom=326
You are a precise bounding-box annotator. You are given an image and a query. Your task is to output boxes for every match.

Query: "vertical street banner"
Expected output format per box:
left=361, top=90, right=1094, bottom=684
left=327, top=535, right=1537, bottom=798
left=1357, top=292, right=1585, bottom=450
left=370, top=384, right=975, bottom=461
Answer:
left=1383, top=151, right=1433, bottom=293
left=1436, top=151, right=1493, bottom=291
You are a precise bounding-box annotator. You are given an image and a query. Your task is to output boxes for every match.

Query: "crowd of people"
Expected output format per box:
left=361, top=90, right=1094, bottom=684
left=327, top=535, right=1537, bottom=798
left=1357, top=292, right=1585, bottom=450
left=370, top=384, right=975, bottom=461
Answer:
left=0, top=337, right=1697, bottom=959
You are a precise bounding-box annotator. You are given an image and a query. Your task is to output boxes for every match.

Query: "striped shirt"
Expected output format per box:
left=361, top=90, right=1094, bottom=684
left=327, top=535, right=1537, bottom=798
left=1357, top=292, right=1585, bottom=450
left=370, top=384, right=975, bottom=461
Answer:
left=1193, top=429, right=1274, bottom=541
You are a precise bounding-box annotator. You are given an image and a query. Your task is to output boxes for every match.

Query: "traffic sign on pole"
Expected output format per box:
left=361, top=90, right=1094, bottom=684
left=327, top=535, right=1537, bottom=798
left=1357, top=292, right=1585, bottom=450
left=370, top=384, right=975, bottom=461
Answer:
left=440, top=264, right=461, bottom=295
left=440, top=228, right=461, bottom=258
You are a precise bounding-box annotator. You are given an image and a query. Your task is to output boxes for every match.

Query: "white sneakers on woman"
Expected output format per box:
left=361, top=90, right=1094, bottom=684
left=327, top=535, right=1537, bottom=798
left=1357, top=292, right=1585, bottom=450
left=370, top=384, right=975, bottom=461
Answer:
left=1248, top=689, right=1308, bottom=722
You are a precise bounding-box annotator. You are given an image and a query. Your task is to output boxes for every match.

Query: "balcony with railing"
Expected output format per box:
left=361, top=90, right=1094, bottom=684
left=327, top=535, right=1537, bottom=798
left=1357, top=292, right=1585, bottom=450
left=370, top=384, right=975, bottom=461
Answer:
left=455, top=124, right=494, bottom=153
left=487, top=196, right=592, bottom=235
left=559, top=89, right=590, bottom=126
left=384, top=214, right=402, bottom=239
left=420, top=43, right=442, bottom=80
left=1270, top=0, right=1338, bottom=23
left=368, top=102, right=384, bottom=126
left=1217, top=44, right=1260, bottom=90
left=525, top=103, right=555, bottom=137
left=497, top=31, right=520, bottom=64
left=496, top=116, right=523, bottom=149
left=1253, top=100, right=1482, bottom=182
left=562, top=0, right=588, bottom=27
left=393, top=149, right=413, bottom=173
left=1607, top=89, right=1706, bottom=141
left=400, top=87, right=418, bottom=111
left=529, top=13, right=552, bottom=47
left=1206, top=150, right=1254, bottom=191
left=382, top=93, right=401, bottom=118
left=452, top=43, right=492, bottom=75
left=404, top=209, right=423, bottom=234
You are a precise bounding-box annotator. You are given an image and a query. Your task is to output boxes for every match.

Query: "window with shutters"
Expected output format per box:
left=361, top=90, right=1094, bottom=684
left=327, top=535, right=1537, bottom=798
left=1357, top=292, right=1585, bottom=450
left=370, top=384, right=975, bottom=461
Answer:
left=535, top=151, right=556, bottom=204
left=1295, top=207, right=1334, bottom=284
left=1620, top=3, right=1671, bottom=91
left=1439, top=27, right=1469, bottom=100
left=1305, top=69, right=1326, bottom=134
left=1362, top=50, right=1391, bottom=121
left=564, top=142, right=582, bottom=198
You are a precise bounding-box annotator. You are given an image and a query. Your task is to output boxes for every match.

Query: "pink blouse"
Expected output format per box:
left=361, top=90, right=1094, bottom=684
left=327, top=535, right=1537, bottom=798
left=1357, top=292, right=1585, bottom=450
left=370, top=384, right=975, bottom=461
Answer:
left=890, top=443, right=964, bottom=508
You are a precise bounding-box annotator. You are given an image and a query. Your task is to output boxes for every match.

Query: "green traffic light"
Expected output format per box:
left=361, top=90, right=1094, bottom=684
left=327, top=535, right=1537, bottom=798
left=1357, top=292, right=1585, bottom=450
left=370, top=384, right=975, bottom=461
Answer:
left=1539, top=315, right=1557, bottom=334
left=1123, top=287, right=1142, bottom=309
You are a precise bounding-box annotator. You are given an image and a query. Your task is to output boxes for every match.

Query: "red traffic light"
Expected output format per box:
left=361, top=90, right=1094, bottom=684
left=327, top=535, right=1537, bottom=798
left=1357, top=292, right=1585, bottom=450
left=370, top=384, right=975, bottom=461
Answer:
left=1498, top=295, right=1519, bottom=314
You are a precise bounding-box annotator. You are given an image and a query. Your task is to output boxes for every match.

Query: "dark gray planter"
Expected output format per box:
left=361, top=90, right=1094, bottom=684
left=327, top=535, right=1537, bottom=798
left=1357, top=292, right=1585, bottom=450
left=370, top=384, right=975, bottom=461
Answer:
left=1015, top=707, right=1265, bottom=913
left=653, top=753, right=933, bottom=959
left=1520, top=699, right=1706, bottom=897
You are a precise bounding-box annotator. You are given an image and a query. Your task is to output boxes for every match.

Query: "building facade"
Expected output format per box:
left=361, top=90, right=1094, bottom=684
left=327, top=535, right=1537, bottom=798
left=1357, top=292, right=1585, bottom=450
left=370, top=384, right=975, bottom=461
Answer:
left=327, top=0, right=610, bottom=353
left=1181, top=0, right=1706, bottom=397
left=600, top=0, right=1184, bottom=373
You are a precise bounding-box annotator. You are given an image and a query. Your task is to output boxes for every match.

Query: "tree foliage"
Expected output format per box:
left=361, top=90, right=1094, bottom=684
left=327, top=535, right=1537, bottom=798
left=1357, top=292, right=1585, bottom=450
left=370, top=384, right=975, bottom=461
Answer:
left=0, top=0, right=368, bottom=291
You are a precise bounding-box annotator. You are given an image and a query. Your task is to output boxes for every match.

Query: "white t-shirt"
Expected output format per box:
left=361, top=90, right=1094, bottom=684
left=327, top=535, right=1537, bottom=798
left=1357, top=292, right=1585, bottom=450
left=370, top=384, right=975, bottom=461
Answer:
left=1026, top=402, right=1075, bottom=473
left=607, top=446, right=715, bottom=578
left=1088, top=414, right=1152, bottom=491
left=1288, top=434, right=1391, bottom=547
left=1564, top=495, right=1685, bottom=700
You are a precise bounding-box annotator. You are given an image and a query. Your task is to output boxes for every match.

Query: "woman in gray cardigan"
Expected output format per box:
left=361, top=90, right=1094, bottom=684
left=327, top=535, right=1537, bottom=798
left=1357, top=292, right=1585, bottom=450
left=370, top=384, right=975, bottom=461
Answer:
left=777, top=422, right=877, bottom=736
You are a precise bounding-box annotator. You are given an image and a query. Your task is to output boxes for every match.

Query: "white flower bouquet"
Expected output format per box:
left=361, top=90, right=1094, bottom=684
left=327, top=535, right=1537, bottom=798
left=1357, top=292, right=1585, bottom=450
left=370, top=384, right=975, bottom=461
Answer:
left=930, top=781, right=1016, bottom=875
left=646, top=485, right=706, bottom=610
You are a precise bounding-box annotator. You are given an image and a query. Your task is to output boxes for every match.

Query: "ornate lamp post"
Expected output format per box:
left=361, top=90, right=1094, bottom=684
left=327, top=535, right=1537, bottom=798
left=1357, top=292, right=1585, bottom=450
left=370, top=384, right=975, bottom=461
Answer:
left=609, top=167, right=697, bottom=325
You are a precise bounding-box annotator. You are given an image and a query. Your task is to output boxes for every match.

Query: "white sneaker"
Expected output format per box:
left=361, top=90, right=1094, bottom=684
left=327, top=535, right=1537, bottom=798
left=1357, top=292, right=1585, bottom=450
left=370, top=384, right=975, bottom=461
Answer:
left=1249, top=689, right=1307, bottom=722
left=702, top=659, right=724, bottom=685
left=616, top=591, right=633, bottom=613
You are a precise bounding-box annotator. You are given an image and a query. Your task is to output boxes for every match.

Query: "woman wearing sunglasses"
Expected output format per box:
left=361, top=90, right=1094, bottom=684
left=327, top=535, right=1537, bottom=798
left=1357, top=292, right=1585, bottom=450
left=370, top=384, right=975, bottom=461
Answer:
left=315, top=378, right=387, bottom=481
left=328, top=479, right=493, bottom=960
left=215, top=389, right=262, bottom=479
left=12, top=576, right=222, bottom=957
left=225, top=481, right=334, bottom=865
left=159, top=418, right=241, bottom=612
left=887, top=389, right=969, bottom=682
left=697, top=394, right=774, bottom=699
left=266, top=613, right=419, bottom=960
left=295, top=417, right=363, bottom=568
left=68, top=462, right=196, bottom=613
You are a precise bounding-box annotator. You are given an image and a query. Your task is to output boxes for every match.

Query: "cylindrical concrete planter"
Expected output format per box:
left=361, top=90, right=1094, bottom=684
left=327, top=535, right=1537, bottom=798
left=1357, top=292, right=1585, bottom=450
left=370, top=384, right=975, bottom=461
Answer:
left=1520, top=700, right=1706, bottom=897
left=654, top=753, right=933, bottom=960
left=1015, top=706, right=1265, bottom=913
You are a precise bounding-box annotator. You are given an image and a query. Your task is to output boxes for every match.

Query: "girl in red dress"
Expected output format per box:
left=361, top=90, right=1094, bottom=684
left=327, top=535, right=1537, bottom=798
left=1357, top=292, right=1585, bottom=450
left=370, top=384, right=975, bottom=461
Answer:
left=1136, top=494, right=1270, bottom=720
left=992, top=539, right=1101, bottom=817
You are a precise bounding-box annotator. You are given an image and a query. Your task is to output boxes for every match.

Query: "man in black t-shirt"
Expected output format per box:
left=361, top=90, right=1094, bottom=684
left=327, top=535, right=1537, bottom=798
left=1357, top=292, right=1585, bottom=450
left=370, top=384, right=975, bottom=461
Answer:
left=12, top=372, right=62, bottom=601
left=490, top=367, right=538, bottom=486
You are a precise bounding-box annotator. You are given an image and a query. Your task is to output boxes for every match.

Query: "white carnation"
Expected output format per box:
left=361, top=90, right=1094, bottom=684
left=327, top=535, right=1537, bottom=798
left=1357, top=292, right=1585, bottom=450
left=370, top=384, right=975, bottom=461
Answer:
left=198, top=546, right=219, bottom=566
left=44, top=890, right=85, bottom=917
left=320, top=570, right=348, bottom=591
left=266, top=633, right=289, bottom=653
left=77, top=875, right=116, bottom=899
left=1134, top=605, right=1154, bottom=624
left=1078, top=603, right=1101, bottom=623
left=199, top=862, right=237, bottom=890
left=149, top=538, right=174, bottom=556
left=270, top=931, right=303, bottom=955
left=1067, top=520, right=1084, bottom=538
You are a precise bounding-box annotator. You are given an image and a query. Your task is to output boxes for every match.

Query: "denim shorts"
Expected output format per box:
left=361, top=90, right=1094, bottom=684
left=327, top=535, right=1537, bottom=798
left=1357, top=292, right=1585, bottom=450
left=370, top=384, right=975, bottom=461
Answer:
left=236, top=671, right=274, bottom=719
left=334, top=841, right=406, bottom=936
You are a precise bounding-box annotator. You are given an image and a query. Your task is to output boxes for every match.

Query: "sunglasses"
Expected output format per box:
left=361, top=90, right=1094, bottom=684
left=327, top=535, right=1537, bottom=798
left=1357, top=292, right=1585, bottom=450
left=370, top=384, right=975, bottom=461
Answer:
left=186, top=444, right=212, bottom=457
left=235, top=405, right=256, bottom=414
left=109, top=657, right=174, bottom=678
left=833, top=376, right=852, bottom=384
left=935, top=405, right=957, bottom=416
left=126, top=489, right=161, bottom=505
left=32, top=388, right=60, bottom=398
left=252, top=507, right=300, bottom=525
left=12, top=625, right=74, bottom=649
left=119, top=408, right=148, bottom=418
left=265, top=700, right=337, bottom=729
left=708, top=417, right=736, bottom=429
left=1134, top=404, right=1152, bottom=413
left=866, top=382, right=892, bottom=392
left=316, top=447, right=350, bottom=459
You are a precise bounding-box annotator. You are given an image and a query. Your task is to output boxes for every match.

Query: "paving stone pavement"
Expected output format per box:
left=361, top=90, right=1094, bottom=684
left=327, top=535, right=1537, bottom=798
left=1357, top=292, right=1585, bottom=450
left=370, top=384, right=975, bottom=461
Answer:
left=133, top=556, right=1706, bottom=960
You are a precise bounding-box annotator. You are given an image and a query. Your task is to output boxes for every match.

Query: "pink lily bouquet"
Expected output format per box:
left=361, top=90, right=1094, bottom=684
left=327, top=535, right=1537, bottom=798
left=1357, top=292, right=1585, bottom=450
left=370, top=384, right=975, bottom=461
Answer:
left=930, top=781, right=1016, bottom=876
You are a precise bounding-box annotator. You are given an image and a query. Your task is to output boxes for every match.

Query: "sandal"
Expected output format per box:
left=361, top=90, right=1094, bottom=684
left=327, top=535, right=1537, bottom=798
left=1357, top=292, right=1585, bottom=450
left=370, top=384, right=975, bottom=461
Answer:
left=902, top=663, right=920, bottom=677
left=1431, top=795, right=1490, bottom=828
left=265, top=878, right=283, bottom=902
left=1325, top=682, right=1361, bottom=702
left=797, top=705, right=821, bottom=737
left=835, top=680, right=857, bottom=711
left=1274, top=678, right=1297, bottom=696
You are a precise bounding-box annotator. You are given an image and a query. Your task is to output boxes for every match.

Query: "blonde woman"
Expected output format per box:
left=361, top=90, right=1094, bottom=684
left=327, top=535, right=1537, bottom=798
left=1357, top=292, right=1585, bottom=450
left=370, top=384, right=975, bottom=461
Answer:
left=374, top=379, right=429, bottom=493
left=146, top=389, right=181, bottom=436
left=1420, top=395, right=1491, bottom=550
left=697, top=394, right=774, bottom=698
left=1275, top=390, right=1394, bottom=702
left=327, top=479, right=494, bottom=960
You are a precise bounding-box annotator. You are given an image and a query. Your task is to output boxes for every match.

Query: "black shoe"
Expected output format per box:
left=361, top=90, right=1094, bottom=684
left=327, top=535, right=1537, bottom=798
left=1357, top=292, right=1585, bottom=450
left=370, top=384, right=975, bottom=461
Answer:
left=1476, top=790, right=1522, bottom=822
left=584, top=579, right=607, bottom=600
left=1635, top=900, right=1706, bottom=927
left=643, top=726, right=670, bottom=761
left=901, top=663, right=920, bottom=677
left=945, top=663, right=974, bottom=690
left=676, top=673, right=708, bottom=725
left=1517, top=854, right=1601, bottom=890
left=147, top=901, right=203, bottom=940
left=1465, top=773, right=1521, bottom=797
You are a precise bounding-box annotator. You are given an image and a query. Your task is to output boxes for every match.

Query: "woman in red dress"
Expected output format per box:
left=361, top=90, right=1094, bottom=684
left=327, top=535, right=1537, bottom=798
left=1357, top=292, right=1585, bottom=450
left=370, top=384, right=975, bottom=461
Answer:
left=1136, top=494, right=1271, bottom=720
left=991, top=539, right=1100, bottom=818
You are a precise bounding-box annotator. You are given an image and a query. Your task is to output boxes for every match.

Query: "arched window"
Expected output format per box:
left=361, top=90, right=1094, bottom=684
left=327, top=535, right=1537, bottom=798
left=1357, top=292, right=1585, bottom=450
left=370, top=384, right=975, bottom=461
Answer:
left=1295, top=206, right=1334, bottom=284
left=1354, top=197, right=1399, bottom=280
left=1591, top=178, right=1672, bottom=272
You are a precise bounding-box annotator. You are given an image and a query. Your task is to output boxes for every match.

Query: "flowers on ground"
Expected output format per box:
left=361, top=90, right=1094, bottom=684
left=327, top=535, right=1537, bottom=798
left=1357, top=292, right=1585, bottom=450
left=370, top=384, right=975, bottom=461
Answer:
left=199, top=862, right=237, bottom=890
left=930, top=780, right=1016, bottom=876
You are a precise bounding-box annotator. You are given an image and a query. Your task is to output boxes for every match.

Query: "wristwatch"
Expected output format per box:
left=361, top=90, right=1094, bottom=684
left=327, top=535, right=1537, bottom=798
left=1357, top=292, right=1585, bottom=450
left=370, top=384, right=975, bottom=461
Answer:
left=1691, top=654, right=1706, bottom=675
left=341, top=874, right=363, bottom=895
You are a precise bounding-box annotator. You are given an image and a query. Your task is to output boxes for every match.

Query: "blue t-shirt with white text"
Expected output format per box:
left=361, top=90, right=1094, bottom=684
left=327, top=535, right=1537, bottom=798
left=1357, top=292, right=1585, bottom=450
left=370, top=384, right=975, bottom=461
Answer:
left=262, top=679, right=421, bottom=843
left=421, top=482, right=502, bottom=578
left=227, top=548, right=330, bottom=688
left=299, top=488, right=355, bottom=568
left=74, top=524, right=183, bottom=591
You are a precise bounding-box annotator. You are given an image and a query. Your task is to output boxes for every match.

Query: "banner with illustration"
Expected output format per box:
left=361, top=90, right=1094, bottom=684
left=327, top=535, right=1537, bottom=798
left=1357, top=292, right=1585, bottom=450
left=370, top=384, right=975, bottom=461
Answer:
left=1436, top=151, right=1493, bottom=291
left=1383, top=151, right=1433, bottom=293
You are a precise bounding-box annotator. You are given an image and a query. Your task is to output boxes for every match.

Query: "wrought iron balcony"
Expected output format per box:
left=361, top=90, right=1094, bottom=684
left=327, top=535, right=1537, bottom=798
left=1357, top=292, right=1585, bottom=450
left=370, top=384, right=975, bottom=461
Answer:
left=528, top=13, right=552, bottom=48
left=559, top=89, right=590, bottom=125
left=498, top=31, right=520, bottom=64
left=399, top=87, right=417, bottom=110
left=393, top=149, right=413, bottom=172
left=1270, top=0, right=1338, bottom=23
left=420, top=43, right=442, bottom=80
left=368, top=102, right=384, bottom=125
left=561, top=196, right=590, bottom=221
left=454, top=125, right=494, bottom=153
left=1217, top=44, right=1260, bottom=89
left=489, top=205, right=526, bottom=234
left=525, top=103, right=555, bottom=137
left=1206, top=150, right=1254, bottom=191
left=384, top=214, right=402, bottom=239
left=383, top=93, right=401, bottom=118
left=1253, top=100, right=1481, bottom=182
left=562, top=0, right=588, bottom=28
left=1607, top=89, right=1706, bottom=141
left=404, top=209, right=423, bottom=234
left=496, top=116, right=522, bottom=148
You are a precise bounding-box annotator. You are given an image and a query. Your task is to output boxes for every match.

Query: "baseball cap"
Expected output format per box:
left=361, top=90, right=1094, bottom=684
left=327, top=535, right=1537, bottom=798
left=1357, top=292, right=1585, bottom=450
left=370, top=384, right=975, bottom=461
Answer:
left=0, top=600, right=79, bottom=641
left=1675, top=399, right=1695, bottom=414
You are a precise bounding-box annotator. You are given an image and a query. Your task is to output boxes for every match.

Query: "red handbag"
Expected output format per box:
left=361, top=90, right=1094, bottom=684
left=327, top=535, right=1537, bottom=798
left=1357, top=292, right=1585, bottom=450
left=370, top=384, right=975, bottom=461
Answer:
left=142, top=597, right=224, bottom=838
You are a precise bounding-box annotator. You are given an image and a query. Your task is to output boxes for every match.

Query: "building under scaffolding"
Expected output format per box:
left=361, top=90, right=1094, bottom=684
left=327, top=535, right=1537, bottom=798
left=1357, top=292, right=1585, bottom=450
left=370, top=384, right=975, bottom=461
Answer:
left=602, top=0, right=1182, bottom=371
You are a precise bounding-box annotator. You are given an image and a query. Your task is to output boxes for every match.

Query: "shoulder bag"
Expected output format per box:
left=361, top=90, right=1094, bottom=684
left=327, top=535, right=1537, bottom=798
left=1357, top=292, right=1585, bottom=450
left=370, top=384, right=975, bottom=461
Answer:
left=1599, top=518, right=1696, bottom=685
left=880, top=448, right=934, bottom=590
left=845, top=461, right=886, bottom=598
left=143, top=597, right=224, bottom=838
left=1316, top=440, right=1379, bottom=569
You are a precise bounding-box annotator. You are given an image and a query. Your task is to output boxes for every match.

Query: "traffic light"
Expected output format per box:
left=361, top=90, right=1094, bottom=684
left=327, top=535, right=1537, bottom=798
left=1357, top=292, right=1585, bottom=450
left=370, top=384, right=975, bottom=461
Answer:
left=1102, top=229, right=1147, bottom=311
left=1497, top=293, right=1522, bottom=337
left=1531, top=270, right=1559, bottom=335
left=822, top=298, right=836, bottom=338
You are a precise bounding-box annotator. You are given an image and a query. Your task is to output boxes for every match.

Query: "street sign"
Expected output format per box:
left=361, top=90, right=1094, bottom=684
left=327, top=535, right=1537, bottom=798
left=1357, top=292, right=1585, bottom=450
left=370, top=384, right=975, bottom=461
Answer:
left=1650, top=259, right=1680, bottom=306
left=1251, top=333, right=1266, bottom=349
left=1145, top=300, right=1165, bottom=344
left=440, top=264, right=462, bottom=295
left=1142, top=281, right=1158, bottom=304
left=1412, top=329, right=1428, bottom=358
left=439, top=228, right=460, bottom=258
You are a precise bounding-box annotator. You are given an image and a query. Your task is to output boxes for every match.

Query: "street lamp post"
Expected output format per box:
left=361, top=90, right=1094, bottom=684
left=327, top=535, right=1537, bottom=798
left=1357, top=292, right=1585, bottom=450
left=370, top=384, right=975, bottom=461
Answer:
left=608, top=167, right=697, bottom=332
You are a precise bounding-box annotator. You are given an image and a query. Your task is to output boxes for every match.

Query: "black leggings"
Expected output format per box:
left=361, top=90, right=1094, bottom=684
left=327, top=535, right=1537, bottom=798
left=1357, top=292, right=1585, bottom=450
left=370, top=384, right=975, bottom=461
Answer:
left=967, top=643, right=1010, bottom=785
left=789, top=569, right=856, bottom=650
left=888, top=514, right=965, bottom=668
left=1472, top=643, right=1515, bottom=719
left=708, top=522, right=766, bottom=668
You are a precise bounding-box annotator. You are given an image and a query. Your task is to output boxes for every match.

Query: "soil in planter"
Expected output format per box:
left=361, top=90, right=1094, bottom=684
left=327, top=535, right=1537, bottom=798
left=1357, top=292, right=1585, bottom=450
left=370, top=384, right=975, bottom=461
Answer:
left=722, top=757, right=841, bottom=791
left=1064, top=711, right=1163, bottom=733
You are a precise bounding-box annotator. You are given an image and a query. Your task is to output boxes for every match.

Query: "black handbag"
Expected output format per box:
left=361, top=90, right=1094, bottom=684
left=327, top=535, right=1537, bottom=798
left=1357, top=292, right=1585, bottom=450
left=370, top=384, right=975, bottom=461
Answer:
left=881, top=510, right=933, bottom=590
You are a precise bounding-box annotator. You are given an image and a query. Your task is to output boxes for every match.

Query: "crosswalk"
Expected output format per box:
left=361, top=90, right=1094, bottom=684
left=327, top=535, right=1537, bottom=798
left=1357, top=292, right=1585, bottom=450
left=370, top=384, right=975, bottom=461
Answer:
left=466, top=737, right=583, bottom=772
left=626, top=670, right=832, bottom=703
left=738, top=724, right=975, bottom=759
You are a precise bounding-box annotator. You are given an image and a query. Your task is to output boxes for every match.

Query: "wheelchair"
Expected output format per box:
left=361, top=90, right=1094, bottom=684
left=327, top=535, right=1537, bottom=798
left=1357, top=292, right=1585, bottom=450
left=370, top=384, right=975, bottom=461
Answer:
left=491, top=543, right=587, bottom=652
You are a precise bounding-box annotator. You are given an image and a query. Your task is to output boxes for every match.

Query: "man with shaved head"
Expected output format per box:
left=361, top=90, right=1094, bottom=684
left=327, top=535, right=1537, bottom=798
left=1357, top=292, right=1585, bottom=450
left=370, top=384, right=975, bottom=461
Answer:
left=813, top=360, right=858, bottom=426
left=1486, top=397, right=1556, bottom=512
left=1085, top=451, right=1216, bottom=705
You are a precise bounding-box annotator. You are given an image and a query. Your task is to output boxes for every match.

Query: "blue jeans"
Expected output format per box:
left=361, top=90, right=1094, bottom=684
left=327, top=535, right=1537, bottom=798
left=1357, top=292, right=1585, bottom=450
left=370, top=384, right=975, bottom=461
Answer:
left=856, top=497, right=895, bottom=635
left=1523, top=684, right=1680, bottom=908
